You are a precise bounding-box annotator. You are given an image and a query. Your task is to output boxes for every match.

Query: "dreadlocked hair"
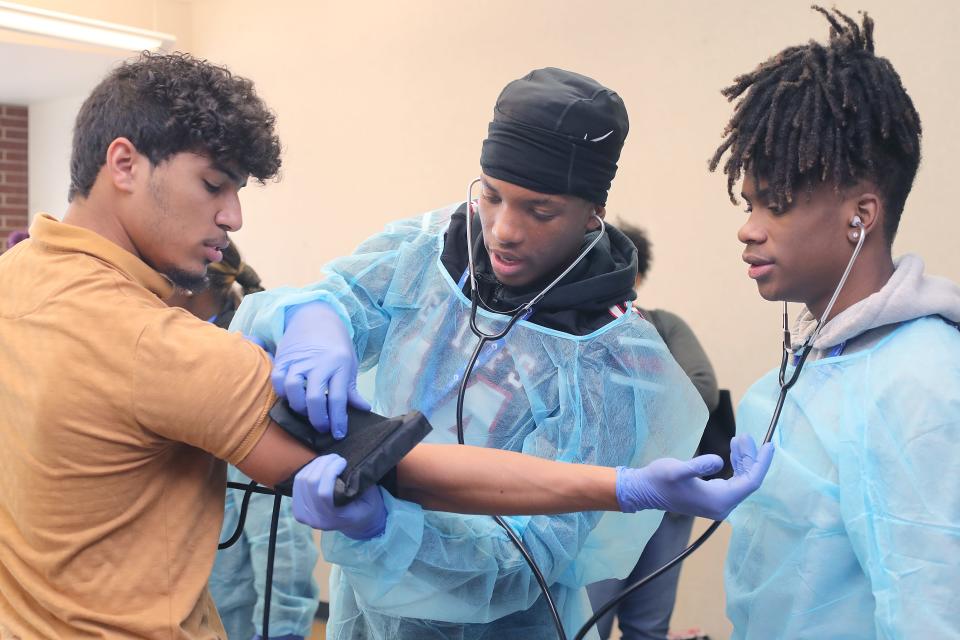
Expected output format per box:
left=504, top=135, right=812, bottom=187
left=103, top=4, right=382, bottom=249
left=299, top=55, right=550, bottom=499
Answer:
left=709, top=6, right=922, bottom=242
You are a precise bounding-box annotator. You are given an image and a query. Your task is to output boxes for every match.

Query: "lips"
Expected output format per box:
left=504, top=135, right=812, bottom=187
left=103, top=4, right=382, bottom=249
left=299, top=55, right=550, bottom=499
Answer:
left=743, top=253, right=774, bottom=280
left=489, top=248, right=526, bottom=278
left=203, top=239, right=229, bottom=263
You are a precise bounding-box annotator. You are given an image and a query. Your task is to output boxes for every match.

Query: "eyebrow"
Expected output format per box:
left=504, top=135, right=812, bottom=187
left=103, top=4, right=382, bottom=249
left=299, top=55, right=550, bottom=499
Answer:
left=740, top=188, right=771, bottom=202
left=211, top=161, right=247, bottom=188
left=480, top=177, right=560, bottom=207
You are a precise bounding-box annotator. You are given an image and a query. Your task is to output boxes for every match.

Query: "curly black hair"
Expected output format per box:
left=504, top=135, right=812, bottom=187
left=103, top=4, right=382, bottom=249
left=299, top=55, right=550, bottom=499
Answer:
left=617, top=221, right=653, bottom=279
left=708, top=6, right=922, bottom=242
left=69, top=52, right=281, bottom=201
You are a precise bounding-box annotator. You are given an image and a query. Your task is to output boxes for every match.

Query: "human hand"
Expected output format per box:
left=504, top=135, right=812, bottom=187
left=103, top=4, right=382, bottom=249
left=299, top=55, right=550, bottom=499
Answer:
left=272, top=302, right=370, bottom=438
left=292, top=454, right=386, bottom=540
left=616, top=434, right=774, bottom=520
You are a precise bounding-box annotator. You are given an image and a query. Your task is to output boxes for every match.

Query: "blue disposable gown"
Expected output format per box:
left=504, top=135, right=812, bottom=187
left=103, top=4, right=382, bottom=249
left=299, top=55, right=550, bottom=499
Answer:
left=209, top=466, right=320, bottom=639
left=232, top=205, right=707, bottom=640
left=726, top=316, right=960, bottom=639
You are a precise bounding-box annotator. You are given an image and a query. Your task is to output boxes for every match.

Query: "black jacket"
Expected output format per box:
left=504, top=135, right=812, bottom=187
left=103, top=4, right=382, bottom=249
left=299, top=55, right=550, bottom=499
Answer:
left=440, top=203, right=638, bottom=335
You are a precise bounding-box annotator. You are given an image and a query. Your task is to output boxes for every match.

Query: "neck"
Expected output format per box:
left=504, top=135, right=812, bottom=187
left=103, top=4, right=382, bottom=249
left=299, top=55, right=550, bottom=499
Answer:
left=62, top=191, right=138, bottom=258
left=807, top=249, right=895, bottom=323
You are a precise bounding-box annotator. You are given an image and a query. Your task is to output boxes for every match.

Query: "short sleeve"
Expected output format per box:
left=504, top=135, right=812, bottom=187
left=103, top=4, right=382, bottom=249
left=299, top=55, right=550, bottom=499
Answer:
left=133, top=310, right=276, bottom=465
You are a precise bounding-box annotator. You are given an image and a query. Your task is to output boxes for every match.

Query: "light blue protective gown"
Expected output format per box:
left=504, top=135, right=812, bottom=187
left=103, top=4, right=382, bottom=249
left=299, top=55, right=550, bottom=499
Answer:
left=232, top=205, right=707, bottom=640
left=209, top=466, right=320, bottom=639
left=726, top=316, right=960, bottom=639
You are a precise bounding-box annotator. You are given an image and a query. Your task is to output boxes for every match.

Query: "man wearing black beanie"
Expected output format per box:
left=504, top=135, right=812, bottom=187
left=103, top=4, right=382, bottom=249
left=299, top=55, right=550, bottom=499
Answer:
left=231, top=68, right=740, bottom=639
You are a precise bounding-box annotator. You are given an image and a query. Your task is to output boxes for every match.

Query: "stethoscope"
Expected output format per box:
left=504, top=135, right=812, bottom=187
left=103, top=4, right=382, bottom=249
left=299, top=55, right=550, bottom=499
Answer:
left=574, top=214, right=868, bottom=640
left=451, top=177, right=607, bottom=639
left=453, top=176, right=869, bottom=640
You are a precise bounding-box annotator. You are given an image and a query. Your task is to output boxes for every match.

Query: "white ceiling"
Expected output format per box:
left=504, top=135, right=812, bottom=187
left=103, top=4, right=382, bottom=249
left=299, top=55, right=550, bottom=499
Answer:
left=0, top=30, right=130, bottom=105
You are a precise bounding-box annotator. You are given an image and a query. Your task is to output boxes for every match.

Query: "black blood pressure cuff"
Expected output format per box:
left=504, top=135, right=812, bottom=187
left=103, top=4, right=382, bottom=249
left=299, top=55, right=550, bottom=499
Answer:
left=697, top=390, right=736, bottom=480
left=270, top=398, right=433, bottom=506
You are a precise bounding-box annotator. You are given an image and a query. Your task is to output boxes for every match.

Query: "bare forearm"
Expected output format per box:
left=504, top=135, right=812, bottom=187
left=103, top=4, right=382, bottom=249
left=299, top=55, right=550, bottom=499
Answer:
left=396, top=443, right=618, bottom=514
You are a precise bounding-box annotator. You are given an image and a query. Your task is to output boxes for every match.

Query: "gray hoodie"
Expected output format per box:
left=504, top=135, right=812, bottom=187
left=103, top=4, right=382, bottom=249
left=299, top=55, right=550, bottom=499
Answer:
left=791, top=254, right=960, bottom=360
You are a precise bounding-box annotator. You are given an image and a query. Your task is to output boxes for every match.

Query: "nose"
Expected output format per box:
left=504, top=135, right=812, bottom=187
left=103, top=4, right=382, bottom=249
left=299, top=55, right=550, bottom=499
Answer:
left=215, top=191, right=243, bottom=232
left=489, top=204, right=524, bottom=247
left=737, top=210, right=766, bottom=246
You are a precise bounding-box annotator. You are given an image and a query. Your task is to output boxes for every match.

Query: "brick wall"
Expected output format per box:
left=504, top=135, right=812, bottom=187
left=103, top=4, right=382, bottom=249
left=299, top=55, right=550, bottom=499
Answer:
left=0, top=105, right=28, bottom=252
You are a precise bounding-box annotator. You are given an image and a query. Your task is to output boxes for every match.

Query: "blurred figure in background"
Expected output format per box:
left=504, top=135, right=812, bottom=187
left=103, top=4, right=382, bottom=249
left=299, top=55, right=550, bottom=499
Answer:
left=4, top=229, right=29, bottom=252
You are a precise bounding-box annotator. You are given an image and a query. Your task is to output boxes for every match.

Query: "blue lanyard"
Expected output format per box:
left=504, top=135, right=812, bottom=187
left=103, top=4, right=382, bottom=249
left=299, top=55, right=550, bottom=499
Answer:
left=792, top=340, right=846, bottom=365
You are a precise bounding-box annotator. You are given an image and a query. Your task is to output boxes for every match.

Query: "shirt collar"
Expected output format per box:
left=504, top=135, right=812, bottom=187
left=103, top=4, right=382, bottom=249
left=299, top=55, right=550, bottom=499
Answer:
left=29, top=214, right=174, bottom=299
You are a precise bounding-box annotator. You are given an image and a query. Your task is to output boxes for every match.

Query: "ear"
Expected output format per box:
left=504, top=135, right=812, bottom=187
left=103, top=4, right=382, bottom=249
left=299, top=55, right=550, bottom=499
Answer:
left=587, top=205, right=606, bottom=230
left=849, top=191, right=881, bottom=243
left=104, top=137, right=143, bottom=194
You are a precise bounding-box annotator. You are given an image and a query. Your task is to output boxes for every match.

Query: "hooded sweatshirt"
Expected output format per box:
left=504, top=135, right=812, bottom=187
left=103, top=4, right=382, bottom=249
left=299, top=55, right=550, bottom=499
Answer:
left=440, top=203, right=639, bottom=335
left=791, top=254, right=960, bottom=360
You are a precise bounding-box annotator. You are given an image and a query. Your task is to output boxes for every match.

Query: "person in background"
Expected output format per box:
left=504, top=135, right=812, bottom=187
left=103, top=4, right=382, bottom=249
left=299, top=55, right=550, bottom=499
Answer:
left=4, top=229, right=29, bottom=252
left=587, top=222, right=721, bottom=640
left=169, top=242, right=320, bottom=640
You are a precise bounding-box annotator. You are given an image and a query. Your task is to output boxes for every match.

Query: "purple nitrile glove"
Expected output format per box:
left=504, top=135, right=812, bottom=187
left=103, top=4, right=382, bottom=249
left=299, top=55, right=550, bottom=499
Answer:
left=292, top=454, right=386, bottom=540
left=272, top=302, right=370, bottom=438
left=616, top=434, right=775, bottom=521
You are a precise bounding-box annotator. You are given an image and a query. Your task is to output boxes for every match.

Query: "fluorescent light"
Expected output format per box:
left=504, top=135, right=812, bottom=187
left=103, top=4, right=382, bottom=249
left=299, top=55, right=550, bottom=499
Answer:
left=0, top=1, right=175, bottom=52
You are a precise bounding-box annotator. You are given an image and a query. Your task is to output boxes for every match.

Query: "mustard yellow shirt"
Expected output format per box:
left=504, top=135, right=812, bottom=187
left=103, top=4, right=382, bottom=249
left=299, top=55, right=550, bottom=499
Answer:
left=0, top=215, right=276, bottom=639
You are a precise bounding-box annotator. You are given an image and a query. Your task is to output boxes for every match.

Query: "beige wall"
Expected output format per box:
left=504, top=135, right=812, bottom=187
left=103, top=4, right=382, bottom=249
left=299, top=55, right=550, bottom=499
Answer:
left=15, top=1, right=959, bottom=638
left=182, top=2, right=958, bottom=637
left=186, top=0, right=959, bottom=399
left=14, top=0, right=195, bottom=221
left=28, top=93, right=85, bottom=217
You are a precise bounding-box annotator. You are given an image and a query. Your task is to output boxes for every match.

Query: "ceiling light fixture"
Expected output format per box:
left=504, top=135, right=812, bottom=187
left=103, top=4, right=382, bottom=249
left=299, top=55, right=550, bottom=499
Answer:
left=0, top=1, right=175, bottom=51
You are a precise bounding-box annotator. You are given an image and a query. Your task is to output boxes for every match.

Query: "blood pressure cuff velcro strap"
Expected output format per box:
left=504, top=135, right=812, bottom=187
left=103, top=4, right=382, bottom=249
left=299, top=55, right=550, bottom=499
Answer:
left=270, top=398, right=433, bottom=506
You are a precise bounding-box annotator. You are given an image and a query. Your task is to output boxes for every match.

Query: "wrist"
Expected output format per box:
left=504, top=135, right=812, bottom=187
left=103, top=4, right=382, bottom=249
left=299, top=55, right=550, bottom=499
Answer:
left=345, top=521, right=386, bottom=540
left=616, top=465, right=656, bottom=513
left=564, top=464, right=619, bottom=512
left=343, top=489, right=388, bottom=540
left=284, top=300, right=331, bottom=328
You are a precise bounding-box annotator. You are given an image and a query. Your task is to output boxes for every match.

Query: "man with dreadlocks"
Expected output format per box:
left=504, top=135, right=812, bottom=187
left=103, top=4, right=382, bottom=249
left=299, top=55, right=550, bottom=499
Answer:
left=710, top=6, right=960, bottom=638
